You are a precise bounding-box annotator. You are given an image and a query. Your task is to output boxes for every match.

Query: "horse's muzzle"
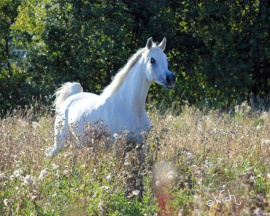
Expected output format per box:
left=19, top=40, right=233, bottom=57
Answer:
left=165, top=72, right=176, bottom=89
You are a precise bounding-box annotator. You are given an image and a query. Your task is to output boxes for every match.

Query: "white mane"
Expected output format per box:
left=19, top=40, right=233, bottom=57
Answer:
left=101, top=46, right=153, bottom=98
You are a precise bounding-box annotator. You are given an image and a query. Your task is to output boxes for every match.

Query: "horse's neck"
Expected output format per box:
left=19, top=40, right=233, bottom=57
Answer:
left=113, top=61, right=151, bottom=113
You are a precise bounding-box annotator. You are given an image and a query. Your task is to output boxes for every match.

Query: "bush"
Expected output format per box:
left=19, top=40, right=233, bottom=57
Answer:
left=1, top=0, right=270, bottom=115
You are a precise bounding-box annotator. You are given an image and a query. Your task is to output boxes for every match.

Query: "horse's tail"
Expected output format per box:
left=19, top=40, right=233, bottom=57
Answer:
left=53, top=82, right=83, bottom=110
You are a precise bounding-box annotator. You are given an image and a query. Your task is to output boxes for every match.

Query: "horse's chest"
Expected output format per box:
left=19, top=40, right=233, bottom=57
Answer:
left=125, top=112, right=150, bottom=132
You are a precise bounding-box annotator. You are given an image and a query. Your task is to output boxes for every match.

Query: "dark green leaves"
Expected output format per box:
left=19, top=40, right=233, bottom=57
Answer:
left=1, top=0, right=270, bottom=115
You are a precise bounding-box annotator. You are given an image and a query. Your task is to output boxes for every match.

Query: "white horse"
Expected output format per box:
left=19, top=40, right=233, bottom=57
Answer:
left=46, top=37, right=175, bottom=157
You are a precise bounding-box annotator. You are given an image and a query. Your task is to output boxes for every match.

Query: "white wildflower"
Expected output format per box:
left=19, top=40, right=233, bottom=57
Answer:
left=51, top=163, right=60, bottom=170
left=167, top=171, right=175, bottom=180
left=39, top=169, right=48, bottom=180
left=63, top=170, right=69, bottom=176
left=261, top=112, right=268, bottom=119
left=64, top=152, right=70, bottom=158
left=0, top=173, right=7, bottom=181
left=100, top=186, right=110, bottom=191
left=132, top=190, right=140, bottom=196
left=10, top=175, right=15, bottom=181
left=32, top=121, right=40, bottom=129
left=256, top=125, right=262, bottom=130
left=261, top=139, right=270, bottom=147
left=106, top=174, right=112, bottom=180
left=3, top=199, right=9, bottom=206
left=254, top=208, right=263, bottom=215
left=23, top=175, right=36, bottom=186
left=13, top=169, right=23, bottom=178
left=31, top=195, right=38, bottom=202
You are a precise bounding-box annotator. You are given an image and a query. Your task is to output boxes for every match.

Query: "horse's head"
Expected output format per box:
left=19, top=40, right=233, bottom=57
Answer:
left=141, top=37, right=175, bottom=89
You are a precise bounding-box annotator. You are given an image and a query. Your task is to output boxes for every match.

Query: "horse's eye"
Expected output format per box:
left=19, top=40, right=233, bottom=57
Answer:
left=150, top=58, right=155, bottom=64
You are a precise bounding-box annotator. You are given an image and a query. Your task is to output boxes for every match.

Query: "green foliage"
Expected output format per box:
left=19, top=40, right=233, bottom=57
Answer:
left=1, top=0, right=270, bottom=115
left=0, top=0, right=24, bottom=113
left=179, top=0, right=270, bottom=108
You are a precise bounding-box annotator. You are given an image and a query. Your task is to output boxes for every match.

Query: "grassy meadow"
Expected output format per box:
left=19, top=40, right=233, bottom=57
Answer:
left=0, top=103, right=269, bottom=215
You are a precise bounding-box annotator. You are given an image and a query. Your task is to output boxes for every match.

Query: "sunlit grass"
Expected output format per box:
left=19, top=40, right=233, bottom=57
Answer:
left=0, top=102, right=269, bottom=215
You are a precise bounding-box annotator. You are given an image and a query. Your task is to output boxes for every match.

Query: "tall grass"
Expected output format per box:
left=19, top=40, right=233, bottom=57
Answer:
left=0, top=103, right=269, bottom=215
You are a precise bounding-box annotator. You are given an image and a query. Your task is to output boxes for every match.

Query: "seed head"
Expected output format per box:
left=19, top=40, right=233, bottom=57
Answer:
left=3, top=199, right=9, bottom=206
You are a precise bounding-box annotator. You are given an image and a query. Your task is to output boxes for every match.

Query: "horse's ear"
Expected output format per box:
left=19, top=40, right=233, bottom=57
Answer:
left=146, top=37, right=153, bottom=50
left=158, top=37, right=166, bottom=51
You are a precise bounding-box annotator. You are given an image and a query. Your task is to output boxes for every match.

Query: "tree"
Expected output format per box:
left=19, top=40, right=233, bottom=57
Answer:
left=1, top=0, right=270, bottom=115
left=0, top=0, right=24, bottom=113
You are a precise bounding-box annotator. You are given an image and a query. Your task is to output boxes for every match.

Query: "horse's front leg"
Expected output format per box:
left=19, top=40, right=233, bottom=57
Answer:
left=46, top=113, right=69, bottom=157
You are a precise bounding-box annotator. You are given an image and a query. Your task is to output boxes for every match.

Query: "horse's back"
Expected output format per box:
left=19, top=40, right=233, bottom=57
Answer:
left=65, top=92, right=98, bottom=105
left=60, top=92, right=102, bottom=123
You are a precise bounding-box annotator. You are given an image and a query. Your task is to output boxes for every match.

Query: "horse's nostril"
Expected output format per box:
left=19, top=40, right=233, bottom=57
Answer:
left=166, top=76, right=170, bottom=83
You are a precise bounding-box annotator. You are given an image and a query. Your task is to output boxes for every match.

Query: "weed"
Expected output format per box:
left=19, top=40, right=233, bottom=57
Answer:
left=0, top=104, right=269, bottom=215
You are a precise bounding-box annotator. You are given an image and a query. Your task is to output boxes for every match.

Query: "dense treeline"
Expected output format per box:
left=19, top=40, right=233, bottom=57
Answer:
left=1, top=0, right=270, bottom=115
